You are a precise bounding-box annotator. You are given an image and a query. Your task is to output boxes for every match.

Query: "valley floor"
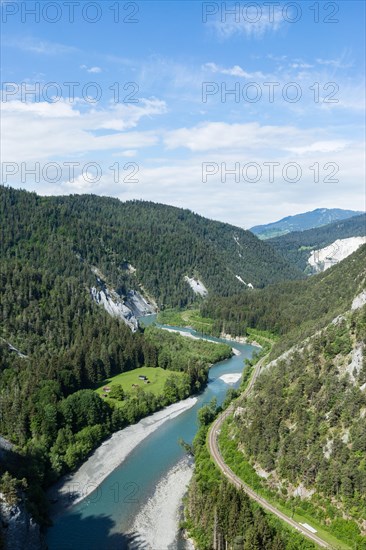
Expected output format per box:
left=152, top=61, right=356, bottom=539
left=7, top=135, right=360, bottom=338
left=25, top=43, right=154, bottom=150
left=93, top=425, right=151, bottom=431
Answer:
left=47, top=397, right=197, bottom=516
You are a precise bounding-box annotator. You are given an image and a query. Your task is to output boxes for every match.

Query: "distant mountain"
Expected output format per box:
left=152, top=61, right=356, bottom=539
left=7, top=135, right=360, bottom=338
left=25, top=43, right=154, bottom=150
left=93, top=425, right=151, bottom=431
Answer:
left=267, top=213, right=366, bottom=272
left=250, top=208, right=363, bottom=240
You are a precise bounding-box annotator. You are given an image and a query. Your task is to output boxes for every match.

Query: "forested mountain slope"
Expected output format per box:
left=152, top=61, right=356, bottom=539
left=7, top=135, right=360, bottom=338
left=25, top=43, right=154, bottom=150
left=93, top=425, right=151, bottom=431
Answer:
left=1, top=185, right=270, bottom=533
left=250, top=208, right=362, bottom=240
left=1, top=187, right=302, bottom=310
left=267, top=213, right=366, bottom=272
left=185, top=416, right=316, bottom=550
left=189, top=251, right=366, bottom=550
left=226, top=302, right=366, bottom=548
left=201, top=245, right=366, bottom=356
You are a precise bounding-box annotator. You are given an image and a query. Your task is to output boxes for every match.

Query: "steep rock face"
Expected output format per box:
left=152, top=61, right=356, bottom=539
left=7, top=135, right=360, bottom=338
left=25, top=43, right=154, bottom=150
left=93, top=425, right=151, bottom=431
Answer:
left=125, top=290, right=157, bottom=318
left=90, top=271, right=156, bottom=331
left=184, top=276, right=208, bottom=296
left=352, top=290, right=366, bottom=310
left=0, top=494, right=44, bottom=550
left=308, top=236, right=366, bottom=272
left=91, top=286, right=139, bottom=331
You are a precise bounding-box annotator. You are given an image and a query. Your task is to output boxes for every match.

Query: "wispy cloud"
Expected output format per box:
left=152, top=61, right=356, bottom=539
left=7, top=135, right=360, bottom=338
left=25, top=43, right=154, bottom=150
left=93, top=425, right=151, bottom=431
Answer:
left=290, top=62, right=314, bottom=69
left=203, top=62, right=267, bottom=79
left=316, top=57, right=352, bottom=69
left=3, top=36, right=78, bottom=55
left=164, top=122, right=316, bottom=153
left=285, top=140, right=349, bottom=155
left=209, top=4, right=285, bottom=39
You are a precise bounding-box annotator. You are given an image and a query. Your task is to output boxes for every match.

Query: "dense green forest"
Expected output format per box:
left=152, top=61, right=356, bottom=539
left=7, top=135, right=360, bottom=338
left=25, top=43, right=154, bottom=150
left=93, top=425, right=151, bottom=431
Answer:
left=0, top=298, right=232, bottom=522
left=0, top=186, right=235, bottom=527
left=1, top=187, right=302, bottom=309
left=184, top=403, right=317, bottom=550
left=267, top=214, right=366, bottom=272
left=0, top=313, right=230, bottom=523
left=201, top=245, right=366, bottom=356
left=185, top=248, right=366, bottom=549
left=224, top=305, right=366, bottom=547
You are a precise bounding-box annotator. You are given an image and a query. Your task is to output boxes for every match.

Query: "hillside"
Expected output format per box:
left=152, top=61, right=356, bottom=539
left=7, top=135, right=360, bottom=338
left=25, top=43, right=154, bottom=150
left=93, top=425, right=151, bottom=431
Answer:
left=250, top=208, right=362, bottom=240
left=184, top=411, right=316, bottom=550
left=187, top=250, right=366, bottom=550
left=201, top=245, right=366, bottom=355
left=223, top=301, right=366, bottom=548
left=267, top=213, right=366, bottom=272
left=0, top=187, right=302, bottom=312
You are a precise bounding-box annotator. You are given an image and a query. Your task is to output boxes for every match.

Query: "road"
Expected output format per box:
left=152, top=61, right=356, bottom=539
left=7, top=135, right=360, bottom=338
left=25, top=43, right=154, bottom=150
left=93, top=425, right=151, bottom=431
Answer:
left=208, top=354, right=334, bottom=549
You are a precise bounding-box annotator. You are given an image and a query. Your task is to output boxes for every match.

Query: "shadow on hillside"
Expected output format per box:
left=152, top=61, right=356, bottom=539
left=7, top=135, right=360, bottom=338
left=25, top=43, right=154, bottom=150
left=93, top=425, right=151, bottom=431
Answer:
left=0, top=440, right=24, bottom=473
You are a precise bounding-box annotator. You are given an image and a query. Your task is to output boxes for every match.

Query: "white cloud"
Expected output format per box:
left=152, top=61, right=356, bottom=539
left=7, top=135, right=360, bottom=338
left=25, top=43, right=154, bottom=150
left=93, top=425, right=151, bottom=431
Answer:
left=319, top=82, right=365, bottom=112
left=203, top=62, right=267, bottom=79
left=285, top=140, right=349, bottom=155
left=1, top=99, right=80, bottom=118
left=1, top=98, right=166, bottom=162
left=63, top=172, right=102, bottom=191
left=113, top=150, right=138, bottom=157
left=81, top=65, right=102, bottom=73
left=290, top=63, right=314, bottom=69
left=164, top=122, right=316, bottom=153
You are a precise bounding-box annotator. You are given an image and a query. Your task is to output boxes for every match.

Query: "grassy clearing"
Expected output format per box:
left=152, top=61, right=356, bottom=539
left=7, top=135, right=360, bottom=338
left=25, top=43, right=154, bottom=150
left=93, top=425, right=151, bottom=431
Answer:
left=95, top=367, right=183, bottom=405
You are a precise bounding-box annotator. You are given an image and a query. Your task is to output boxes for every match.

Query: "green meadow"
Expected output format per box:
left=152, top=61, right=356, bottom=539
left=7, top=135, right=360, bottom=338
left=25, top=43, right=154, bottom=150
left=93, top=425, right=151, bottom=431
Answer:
left=95, top=366, right=184, bottom=404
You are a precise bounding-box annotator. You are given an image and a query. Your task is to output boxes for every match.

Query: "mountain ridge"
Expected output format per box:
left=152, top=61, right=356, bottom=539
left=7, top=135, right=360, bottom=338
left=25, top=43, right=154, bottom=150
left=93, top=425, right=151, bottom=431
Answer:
left=250, top=208, right=363, bottom=240
left=0, top=186, right=303, bottom=310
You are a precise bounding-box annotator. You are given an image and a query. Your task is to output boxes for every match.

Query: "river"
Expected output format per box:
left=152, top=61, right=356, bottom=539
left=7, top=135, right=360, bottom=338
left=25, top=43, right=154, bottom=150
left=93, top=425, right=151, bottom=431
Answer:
left=46, top=316, right=258, bottom=550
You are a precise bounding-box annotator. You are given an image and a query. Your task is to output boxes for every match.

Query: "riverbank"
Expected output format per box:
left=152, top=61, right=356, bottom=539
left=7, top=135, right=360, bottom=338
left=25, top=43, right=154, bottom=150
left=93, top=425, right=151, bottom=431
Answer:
left=128, top=457, right=194, bottom=549
left=220, top=332, right=263, bottom=348
left=48, top=328, right=237, bottom=518
left=160, top=326, right=241, bottom=356
left=47, top=397, right=197, bottom=517
left=160, top=327, right=200, bottom=339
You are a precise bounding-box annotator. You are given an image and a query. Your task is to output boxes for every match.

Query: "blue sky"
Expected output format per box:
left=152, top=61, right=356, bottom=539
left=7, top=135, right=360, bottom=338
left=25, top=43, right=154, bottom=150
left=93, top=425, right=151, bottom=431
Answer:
left=1, top=0, right=365, bottom=226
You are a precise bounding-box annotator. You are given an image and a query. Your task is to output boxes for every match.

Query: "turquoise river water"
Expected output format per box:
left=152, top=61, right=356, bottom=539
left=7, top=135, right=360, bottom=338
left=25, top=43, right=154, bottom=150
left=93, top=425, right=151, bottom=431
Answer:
left=46, top=316, right=257, bottom=549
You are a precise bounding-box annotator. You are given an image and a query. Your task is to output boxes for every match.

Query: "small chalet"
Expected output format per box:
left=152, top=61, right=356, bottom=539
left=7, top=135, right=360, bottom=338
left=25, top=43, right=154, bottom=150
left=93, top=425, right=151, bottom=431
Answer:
left=138, top=375, right=148, bottom=381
